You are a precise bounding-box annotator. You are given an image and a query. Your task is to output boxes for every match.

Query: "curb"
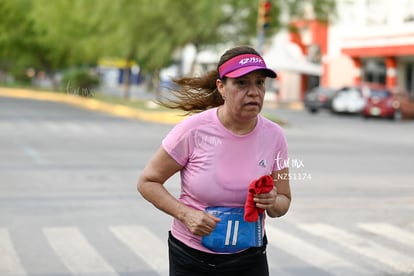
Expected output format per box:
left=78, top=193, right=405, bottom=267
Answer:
left=0, top=88, right=187, bottom=125
left=286, top=101, right=304, bottom=110
left=263, top=100, right=304, bottom=111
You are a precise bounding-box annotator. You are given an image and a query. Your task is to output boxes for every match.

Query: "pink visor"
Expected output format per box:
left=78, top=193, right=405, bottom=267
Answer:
left=218, top=54, right=277, bottom=79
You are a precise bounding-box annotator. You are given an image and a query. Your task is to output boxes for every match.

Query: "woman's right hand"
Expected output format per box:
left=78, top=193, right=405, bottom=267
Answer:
left=181, top=209, right=221, bottom=236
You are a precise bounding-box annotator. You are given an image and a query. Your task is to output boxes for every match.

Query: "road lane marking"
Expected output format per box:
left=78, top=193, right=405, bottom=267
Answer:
left=0, top=228, right=28, bottom=276
left=358, top=223, right=414, bottom=248
left=110, top=225, right=168, bottom=276
left=42, top=121, right=106, bottom=135
left=43, top=122, right=62, bottom=133
left=0, top=122, right=14, bottom=131
left=64, top=123, right=82, bottom=133
left=85, top=123, right=107, bottom=134
left=19, top=144, right=48, bottom=165
left=298, top=223, right=414, bottom=274
left=43, top=227, right=118, bottom=275
left=266, top=225, right=362, bottom=275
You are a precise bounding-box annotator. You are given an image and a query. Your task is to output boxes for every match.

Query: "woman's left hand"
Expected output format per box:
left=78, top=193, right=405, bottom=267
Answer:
left=253, top=186, right=277, bottom=211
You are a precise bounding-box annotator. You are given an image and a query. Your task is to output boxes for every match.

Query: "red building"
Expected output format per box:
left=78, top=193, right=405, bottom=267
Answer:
left=288, top=19, right=329, bottom=99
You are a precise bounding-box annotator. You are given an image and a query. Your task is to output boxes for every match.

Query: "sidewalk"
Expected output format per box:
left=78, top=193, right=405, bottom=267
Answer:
left=264, top=100, right=304, bottom=110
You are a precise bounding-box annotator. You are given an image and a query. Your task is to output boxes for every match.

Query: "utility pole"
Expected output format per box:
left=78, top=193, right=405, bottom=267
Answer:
left=256, top=0, right=272, bottom=55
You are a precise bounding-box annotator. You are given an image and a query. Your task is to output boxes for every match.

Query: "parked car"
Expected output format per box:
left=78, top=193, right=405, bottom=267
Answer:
left=362, top=87, right=414, bottom=120
left=362, top=89, right=397, bottom=119
left=304, top=87, right=337, bottom=113
left=331, top=86, right=367, bottom=114
left=392, top=91, right=414, bottom=120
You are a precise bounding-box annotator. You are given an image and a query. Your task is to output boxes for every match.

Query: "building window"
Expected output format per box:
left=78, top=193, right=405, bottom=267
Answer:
left=404, top=13, right=414, bottom=22
left=363, top=59, right=386, bottom=85
left=405, top=63, right=414, bottom=96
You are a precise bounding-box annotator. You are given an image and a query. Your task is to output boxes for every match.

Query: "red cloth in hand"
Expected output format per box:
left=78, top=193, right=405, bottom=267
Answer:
left=244, top=175, right=274, bottom=222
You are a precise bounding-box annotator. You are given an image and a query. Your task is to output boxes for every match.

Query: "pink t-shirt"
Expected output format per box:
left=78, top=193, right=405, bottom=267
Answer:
left=162, top=107, right=288, bottom=252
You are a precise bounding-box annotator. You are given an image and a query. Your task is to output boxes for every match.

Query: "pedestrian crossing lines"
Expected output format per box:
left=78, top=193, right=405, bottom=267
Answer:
left=265, top=225, right=370, bottom=275
left=0, top=229, right=27, bottom=276
left=1, top=222, right=414, bottom=276
left=109, top=225, right=169, bottom=276
left=43, top=227, right=118, bottom=275
left=357, top=223, right=414, bottom=248
left=298, top=223, right=414, bottom=274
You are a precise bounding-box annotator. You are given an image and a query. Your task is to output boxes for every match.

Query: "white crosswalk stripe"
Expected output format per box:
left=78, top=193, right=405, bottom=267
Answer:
left=358, top=222, right=414, bottom=247
left=298, top=223, right=414, bottom=274
left=43, top=227, right=118, bottom=275
left=0, top=228, right=27, bottom=276
left=266, top=224, right=367, bottom=275
left=1, top=222, right=414, bottom=275
left=110, top=225, right=169, bottom=276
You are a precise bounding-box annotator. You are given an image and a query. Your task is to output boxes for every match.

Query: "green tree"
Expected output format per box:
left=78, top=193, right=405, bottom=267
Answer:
left=91, top=0, right=284, bottom=97
left=29, top=0, right=105, bottom=68
left=0, top=0, right=106, bottom=87
left=93, top=0, right=336, bottom=88
left=0, top=0, right=39, bottom=83
left=94, top=0, right=239, bottom=98
left=0, top=0, right=336, bottom=95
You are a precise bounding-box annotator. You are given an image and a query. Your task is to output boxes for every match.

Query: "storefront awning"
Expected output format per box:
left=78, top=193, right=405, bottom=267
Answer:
left=263, top=41, right=322, bottom=76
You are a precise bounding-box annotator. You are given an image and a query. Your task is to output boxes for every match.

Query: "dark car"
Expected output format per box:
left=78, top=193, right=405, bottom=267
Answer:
left=304, top=87, right=337, bottom=113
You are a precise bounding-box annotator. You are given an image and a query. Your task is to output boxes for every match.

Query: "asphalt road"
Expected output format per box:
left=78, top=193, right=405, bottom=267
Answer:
left=1, top=96, right=414, bottom=276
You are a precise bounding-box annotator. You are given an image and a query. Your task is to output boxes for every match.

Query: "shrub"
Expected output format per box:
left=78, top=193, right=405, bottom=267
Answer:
left=61, top=68, right=100, bottom=97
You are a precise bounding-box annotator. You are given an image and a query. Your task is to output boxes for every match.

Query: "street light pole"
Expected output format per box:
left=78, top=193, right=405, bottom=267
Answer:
left=256, top=0, right=272, bottom=55
left=257, top=27, right=265, bottom=55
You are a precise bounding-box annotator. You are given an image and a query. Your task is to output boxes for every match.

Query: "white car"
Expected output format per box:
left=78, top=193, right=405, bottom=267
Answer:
left=332, top=87, right=367, bottom=114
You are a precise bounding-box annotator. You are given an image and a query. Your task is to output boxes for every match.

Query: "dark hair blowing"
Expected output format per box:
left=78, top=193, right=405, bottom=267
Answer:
left=158, top=46, right=261, bottom=114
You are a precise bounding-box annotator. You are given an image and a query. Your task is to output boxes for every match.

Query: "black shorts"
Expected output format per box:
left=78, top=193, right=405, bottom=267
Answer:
left=168, top=232, right=269, bottom=276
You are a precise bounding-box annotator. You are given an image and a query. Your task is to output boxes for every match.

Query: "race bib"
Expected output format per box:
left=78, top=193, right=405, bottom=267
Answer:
left=201, top=207, right=263, bottom=253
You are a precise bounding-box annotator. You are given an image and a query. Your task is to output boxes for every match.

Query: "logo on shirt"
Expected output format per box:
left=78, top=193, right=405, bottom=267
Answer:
left=258, top=159, right=267, bottom=168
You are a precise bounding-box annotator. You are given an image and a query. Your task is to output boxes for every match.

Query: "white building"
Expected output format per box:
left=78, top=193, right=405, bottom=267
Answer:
left=328, top=0, right=414, bottom=95
left=269, top=0, right=414, bottom=102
